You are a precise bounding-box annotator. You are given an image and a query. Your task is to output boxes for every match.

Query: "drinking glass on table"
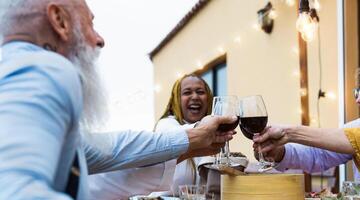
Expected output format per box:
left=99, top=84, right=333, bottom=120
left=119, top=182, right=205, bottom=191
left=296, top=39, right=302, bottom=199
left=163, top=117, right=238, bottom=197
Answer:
left=178, top=185, right=206, bottom=200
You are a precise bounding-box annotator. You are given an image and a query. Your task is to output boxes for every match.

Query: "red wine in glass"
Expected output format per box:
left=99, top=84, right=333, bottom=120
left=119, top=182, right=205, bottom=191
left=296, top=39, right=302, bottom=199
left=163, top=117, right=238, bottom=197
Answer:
left=218, top=116, right=240, bottom=132
left=239, top=116, right=268, bottom=139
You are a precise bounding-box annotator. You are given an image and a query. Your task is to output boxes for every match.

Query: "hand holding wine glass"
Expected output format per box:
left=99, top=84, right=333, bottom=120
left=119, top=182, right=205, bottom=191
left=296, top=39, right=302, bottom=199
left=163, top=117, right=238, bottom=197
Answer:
left=239, top=95, right=274, bottom=172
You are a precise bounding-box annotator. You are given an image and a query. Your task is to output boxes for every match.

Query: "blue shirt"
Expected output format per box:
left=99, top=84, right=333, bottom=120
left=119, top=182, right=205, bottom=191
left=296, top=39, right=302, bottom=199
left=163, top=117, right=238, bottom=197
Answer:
left=0, top=41, right=189, bottom=200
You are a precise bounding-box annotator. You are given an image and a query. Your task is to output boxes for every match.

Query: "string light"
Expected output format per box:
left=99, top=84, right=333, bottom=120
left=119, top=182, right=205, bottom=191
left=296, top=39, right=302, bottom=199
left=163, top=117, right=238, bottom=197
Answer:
left=300, top=88, right=307, bottom=96
left=196, top=61, right=203, bottom=69
left=176, top=71, right=183, bottom=78
left=252, top=23, right=261, bottom=31
left=298, top=108, right=303, bottom=115
left=234, top=36, right=241, bottom=44
left=312, top=0, right=321, bottom=11
left=296, top=12, right=318, bottom=42
left=154, top=84, right=162, bottom=93
left=285, top=0, right=295, bottom=7
left=292, top=69, right=300, bottom=77
left=292, top=46, right=300, bottom=56
left=325, top=91, right=336, bottom=100
left=318, top=90, right=337, bottom=100
left=217, top=47, right=225, bottom=54
left=296, top=0, right=319, bottom=42
left=311, top=117, right=317, bottom=124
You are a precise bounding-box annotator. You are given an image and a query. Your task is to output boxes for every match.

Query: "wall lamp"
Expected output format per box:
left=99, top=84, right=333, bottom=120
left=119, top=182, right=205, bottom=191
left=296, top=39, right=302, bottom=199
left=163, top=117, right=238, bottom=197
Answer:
left=257, top=2, right=276, bottom=34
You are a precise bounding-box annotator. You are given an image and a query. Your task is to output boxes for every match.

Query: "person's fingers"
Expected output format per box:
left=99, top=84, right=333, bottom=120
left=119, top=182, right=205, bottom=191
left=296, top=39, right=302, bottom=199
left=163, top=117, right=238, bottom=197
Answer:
left=261, top=125, right=272, bottom=134
left=216, top=130, right=236, bottom=136
left=259, top=140, right=278, bottom=154
left=214, top=134, right=233, bottom=143
left=214, top=130, right=235, bottom=143
left=272, top=127, right=285, bottom=139
left=211, top=142, right=225, bottom=149
left=253, top=131, right=270, bottom=143
left=216, top=115, right=238, bottom=125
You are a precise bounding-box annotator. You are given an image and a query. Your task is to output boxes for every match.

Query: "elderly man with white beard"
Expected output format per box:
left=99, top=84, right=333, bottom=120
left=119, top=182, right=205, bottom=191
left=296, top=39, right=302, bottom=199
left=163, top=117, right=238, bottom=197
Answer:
left=0, top=0, right=237, bottom=200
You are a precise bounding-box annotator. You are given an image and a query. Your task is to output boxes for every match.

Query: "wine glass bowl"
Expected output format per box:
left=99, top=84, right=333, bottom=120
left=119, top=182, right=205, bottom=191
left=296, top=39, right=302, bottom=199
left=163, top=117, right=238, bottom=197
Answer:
left=239, top=116, right=268, bottom=139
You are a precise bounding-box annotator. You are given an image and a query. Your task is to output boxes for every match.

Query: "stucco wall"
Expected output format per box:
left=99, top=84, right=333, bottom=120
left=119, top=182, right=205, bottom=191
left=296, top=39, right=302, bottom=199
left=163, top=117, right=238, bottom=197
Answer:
left=152, top=0, right=338, bottom=162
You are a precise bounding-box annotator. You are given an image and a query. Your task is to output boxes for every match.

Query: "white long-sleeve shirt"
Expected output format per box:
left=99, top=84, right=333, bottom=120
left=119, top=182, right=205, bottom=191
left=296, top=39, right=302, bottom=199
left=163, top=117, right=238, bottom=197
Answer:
left=155, top=116, right=203, bottom=195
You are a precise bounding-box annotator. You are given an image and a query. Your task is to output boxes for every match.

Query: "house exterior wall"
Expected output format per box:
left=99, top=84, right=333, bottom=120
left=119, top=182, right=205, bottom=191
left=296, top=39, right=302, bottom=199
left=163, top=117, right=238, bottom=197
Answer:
left=152, top=0, right=338, bottom=162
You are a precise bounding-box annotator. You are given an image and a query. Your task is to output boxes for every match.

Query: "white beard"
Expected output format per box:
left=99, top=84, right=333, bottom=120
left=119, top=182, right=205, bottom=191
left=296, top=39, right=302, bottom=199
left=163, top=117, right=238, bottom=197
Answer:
left=68, top=23, right=108, bottom=133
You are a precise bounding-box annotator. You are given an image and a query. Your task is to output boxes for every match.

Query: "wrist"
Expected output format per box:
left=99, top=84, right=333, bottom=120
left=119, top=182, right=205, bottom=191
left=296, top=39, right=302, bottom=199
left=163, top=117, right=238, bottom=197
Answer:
left=283, top=125, right=298, bottom=143
left=274, top=146, right=286, bottom=162
left=186, top=128, right=203, bottom=151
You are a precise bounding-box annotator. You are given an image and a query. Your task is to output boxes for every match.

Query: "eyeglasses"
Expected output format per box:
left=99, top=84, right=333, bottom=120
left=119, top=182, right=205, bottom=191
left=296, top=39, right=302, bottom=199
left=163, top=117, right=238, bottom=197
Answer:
left=354, top=88, right=360, bottom=99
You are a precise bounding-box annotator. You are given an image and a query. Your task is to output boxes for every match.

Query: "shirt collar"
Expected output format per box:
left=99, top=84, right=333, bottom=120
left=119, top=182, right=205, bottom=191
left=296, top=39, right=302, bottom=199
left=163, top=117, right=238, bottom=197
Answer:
left=1, top=41, right=44, bottom=59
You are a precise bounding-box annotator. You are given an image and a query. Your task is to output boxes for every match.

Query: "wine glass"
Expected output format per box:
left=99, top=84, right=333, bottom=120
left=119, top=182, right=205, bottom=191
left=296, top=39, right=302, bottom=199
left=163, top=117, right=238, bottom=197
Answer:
left=211, top=95, right=239, bottom=167
left=239, top=95, right=274, bottom=172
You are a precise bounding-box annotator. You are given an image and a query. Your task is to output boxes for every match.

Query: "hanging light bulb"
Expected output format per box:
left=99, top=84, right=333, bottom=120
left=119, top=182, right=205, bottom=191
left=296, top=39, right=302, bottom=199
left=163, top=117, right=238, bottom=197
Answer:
left=296, top=12, right=312, bottom=33
left=312, top=0, right=321, bottom=11
left=300, top=17, right=317, bottom=42
left=285, top=0, right=295, bottom=7
left=296, top=0, right=319, bottom=42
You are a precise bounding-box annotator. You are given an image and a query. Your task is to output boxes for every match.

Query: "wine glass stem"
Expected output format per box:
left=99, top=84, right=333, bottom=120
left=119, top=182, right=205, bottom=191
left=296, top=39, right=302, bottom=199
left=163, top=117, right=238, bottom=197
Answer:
left=225, top=141, right=230, bottom=164
left=258, top=145, right=266, bottom=164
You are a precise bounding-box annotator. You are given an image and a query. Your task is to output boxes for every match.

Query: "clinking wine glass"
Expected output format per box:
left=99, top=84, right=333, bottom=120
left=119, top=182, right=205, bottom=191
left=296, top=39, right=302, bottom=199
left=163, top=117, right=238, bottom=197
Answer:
left=211, top=95, right=240, bottom=167
left=239, top=95, right=274, bottom=172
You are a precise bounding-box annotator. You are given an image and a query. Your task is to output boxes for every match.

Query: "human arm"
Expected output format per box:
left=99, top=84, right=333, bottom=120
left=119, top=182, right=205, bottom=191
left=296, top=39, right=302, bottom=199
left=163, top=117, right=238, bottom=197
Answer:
left=155, top=117, right=195, bottom=164
left=274, top=120, right=360, bottom=172
left=275, top=143, right=352, bottom=173
left=253, top=125, right=355, bottom=155
left=85, top=115, right=236, bottom=174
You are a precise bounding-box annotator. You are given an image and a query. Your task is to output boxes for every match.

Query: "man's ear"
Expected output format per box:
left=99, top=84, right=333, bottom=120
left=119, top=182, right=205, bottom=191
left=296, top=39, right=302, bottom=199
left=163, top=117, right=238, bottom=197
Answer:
left=46, top=3, right=71, bottom=42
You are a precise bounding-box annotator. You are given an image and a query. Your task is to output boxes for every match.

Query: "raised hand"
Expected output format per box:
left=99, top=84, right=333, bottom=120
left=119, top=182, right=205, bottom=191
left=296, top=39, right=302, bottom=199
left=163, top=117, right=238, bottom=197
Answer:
left=253, top=125, right=290, bottom=155
left=186, top=115, right=237, bottom=153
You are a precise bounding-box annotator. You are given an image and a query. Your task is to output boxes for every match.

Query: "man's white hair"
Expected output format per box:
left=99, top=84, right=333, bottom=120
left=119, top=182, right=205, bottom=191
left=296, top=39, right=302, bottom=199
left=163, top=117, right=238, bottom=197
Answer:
left=0, top=0, right=39, bottom=37
left=0, top=0, right=110, bottom=151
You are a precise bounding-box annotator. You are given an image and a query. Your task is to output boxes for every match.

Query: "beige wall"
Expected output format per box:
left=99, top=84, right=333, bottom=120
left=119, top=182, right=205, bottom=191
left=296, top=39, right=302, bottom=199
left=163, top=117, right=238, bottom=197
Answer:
left=152, top=0, right=339, bottom=162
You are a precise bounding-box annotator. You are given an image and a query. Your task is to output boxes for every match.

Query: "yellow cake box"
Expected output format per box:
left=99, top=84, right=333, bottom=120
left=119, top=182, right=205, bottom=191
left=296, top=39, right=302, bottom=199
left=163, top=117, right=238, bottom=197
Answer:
left=221, top=173, right=304, bottom=200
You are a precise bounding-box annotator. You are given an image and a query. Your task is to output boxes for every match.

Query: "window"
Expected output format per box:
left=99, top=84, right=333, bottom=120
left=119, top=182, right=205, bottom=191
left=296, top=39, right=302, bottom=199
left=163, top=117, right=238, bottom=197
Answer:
left=201, top=62, right=227, bottom=96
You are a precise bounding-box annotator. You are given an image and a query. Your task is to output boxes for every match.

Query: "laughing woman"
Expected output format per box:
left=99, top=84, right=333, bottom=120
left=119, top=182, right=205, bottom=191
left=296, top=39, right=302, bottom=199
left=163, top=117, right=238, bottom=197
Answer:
left=155, top=74, right=213, bottom=194
left=88, top=74, right=213, bottom=199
